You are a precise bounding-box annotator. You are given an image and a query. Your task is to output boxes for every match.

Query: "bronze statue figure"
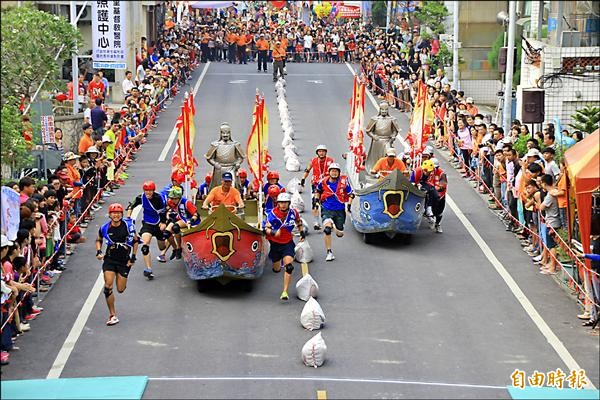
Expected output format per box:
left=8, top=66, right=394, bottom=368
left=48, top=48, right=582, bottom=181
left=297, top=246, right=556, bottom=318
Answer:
left=365, top=101, right=400, bottom=172
left=205, top=122, right=246, bottom=190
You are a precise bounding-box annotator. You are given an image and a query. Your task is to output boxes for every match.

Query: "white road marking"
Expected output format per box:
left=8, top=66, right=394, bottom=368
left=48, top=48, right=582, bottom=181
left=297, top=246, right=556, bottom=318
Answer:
left=445, top=195, right=596, bottom=390
left=228, top=79, right=248, bottom=84
left=148, top=376, right=506, bottom=390
left=374, top=338, right=403, bottom=344
left=47, top=207, right=143, bottom=379
left=306, top=80, right=323, bottom=84
left=371, top=360, right=405, bottom=365
left=137, top=340, right=168, bottom=347
left=241, top=352, right=280, bottom=358
left=158, top=61, right=211, bottom=162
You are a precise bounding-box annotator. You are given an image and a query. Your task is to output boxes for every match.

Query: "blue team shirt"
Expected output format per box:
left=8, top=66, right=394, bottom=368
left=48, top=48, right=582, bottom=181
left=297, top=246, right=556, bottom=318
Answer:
left=317, top=179, right=352, bottom=211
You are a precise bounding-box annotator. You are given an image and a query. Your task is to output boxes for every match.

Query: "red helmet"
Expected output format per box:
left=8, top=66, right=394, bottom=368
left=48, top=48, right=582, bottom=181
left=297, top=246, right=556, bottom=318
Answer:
left=205, top=173, right=212, bottom=184
left=238, top=168, right=247, bottom=179
left=142, top=180, right=156, bottom=191
left=108, top=203, right=124, bottom=214
left=267, top=170, right=279, bottom=180
left=267, top=184, right=281, bottom=198
left=171, top=171, right=185, bottom=184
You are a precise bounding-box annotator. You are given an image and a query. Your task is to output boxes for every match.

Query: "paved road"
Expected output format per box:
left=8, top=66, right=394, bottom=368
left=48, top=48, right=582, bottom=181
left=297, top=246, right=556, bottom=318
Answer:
left=2, top=62, right=598, bottom=399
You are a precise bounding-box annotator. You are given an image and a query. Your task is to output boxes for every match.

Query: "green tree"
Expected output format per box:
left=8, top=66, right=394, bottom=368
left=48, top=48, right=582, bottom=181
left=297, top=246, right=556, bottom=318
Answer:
left=487, top=31, right=522, bottom=87
left=372, top=1, right=387, bottom=27
left=414, top=1, right=449, bottom=34
left=569, top=105, right=600, bottom=134
left=1, top=5, right=82, bottom=175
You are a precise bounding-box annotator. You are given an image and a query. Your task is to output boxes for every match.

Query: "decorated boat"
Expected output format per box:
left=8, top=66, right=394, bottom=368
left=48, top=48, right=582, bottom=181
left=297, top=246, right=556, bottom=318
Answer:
left=344, top=76, right=425, bottom=243
left=181, top=200, right=268, bottom=291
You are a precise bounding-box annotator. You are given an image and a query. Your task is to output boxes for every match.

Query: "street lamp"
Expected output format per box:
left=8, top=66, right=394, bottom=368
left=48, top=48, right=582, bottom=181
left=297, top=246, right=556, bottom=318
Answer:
left=497, top=5, right=516, bottom=133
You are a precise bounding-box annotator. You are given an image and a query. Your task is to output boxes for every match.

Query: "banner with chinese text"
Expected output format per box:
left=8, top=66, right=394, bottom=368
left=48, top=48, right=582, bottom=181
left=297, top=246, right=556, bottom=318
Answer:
left=92, top=1, right=127, bottom=63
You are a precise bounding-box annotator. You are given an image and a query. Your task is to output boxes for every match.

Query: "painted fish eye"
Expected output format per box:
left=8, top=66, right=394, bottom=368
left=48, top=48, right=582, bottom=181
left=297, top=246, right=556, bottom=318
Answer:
left=186, top=242, right=193, bottom=252
left=363, top=201, right=371, bottom=211
left=251, top=240, right=259, bottom=252
left=415, top=203, right=422, bottom=212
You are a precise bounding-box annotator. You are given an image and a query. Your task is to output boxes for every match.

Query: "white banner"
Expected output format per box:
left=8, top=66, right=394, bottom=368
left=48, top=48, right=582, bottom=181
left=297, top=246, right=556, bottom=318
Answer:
left=92, top=1, right=127, bottom=63
left=1, top=186, right=20, bottom=241
left=41, top=115, right=55, bottom=144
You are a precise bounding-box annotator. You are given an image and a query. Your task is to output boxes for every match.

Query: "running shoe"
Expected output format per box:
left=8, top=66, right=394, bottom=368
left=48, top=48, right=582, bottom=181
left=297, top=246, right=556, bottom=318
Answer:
left=106, top=315, right=119, bottom=326
left=280, top=291, right=289, bottom=301
left=24, top=314, right=38, bottom=321
left=32, top=305, right=44, bottom=312
left=435, top=224, right=443, bottom=233
left=156, top=254, right=167, bottom=263
left=143, top=269, right=155, bottom=280
left=325, top=251, right=335, bottom=262
left=313, top=222, right=322, bottom=231
left=532, top=255, right=543, bottom=262
left=175, top=248, right=182, bottom=259
left=0, top=351, right=9, bottom=365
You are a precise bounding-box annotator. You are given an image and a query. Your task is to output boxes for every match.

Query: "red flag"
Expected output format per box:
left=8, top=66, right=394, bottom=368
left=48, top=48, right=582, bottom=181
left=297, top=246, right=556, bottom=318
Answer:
left=406, top=81, right=434, bottom=155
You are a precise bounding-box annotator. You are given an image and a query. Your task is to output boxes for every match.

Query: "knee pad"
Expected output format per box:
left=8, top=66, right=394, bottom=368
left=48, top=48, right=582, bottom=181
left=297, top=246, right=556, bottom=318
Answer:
left=162, top=230, right=172, bottom=240
left=141, top=244, right=150, bottom=255
left=284, top=263, right=294, bottom=274
left=103, top=286, right=113, bottom=298
left=311, top=197, right=319, bottom=210
left=323, top=226, right=332, bottom=236
left=172, top=224, right=181, bottom=235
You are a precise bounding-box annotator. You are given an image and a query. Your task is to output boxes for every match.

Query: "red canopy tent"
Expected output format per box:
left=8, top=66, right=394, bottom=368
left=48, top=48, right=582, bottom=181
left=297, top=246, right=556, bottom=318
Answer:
left=564, top=129, right=599, bottom=261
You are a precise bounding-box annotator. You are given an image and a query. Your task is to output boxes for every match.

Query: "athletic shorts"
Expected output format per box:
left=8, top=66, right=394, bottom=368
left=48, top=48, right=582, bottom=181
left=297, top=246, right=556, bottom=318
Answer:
left=102, top=260, right=131, bottom=278
left=321, top=208, right=346, bottom=231
left=268, top=240, right=295, bottom=262
left=140, top=222, right=164, bottom=240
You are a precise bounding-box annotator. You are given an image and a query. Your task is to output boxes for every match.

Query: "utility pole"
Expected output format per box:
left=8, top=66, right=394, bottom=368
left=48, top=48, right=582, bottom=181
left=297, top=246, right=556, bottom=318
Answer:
left=70, top=1, right=80, bottom=116
left=452, top=0, right=460, bottom=90
left=502, top=1, right=517, bottom=133
left=385, top=1, right=391, bottom=31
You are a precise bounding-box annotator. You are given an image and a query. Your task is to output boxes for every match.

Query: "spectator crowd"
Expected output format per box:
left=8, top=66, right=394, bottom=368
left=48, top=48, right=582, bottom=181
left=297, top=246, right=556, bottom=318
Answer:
left=3, top=1, right=597, bottom=366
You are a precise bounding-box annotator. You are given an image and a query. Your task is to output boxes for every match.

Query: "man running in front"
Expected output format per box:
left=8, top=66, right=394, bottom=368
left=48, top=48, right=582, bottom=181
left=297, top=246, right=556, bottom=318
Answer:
left=263, top=192, right=305, bottom=300
left=316, top=163, right=354, bottom=261
left=96, top=203, right=139, bottom=326
left=126, top=181, right=167, bottom=281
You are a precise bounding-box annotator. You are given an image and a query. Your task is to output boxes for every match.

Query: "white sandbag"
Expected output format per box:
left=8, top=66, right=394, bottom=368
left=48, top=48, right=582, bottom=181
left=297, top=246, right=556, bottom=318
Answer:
left=287, top=177, right=303, bottom=194
left=284, top=143, right=298, bottom=155
left=300, top=297, right=325, bottom=330
left=293, top=217, right=308, bottom=237
left=282, top=121, right=293, bottom=132
left=284, top=126, right=295, bottom=139
left=286, top=157, right=301, bottom=172
left=278, top=78, right=286, bottom=87
left=275, top=81, right=283, bottom=90
left=291, top=190, right=305, bottom=212
left=294, top=240, right=315, bottom=265
left=302, top=332, right=327, bottom=368
left=296, top=272, right=319, bottom=300
left=281, top=134, right=293, bottom=148
left=284, top=146, right=298, bottom=158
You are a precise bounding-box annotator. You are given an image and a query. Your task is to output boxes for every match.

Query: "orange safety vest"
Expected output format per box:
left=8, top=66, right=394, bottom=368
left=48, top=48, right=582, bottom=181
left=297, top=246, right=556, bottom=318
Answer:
left=320, top=176, right=350, bottom=203
left=273, top=46, right=286, bottom=61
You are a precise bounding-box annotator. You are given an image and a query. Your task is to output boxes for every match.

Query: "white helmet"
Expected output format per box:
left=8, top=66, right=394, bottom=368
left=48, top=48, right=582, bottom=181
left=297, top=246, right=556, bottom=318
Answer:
left=276, top=192, right=292, bottom=203
left=316, top=144, right=328, bottom=153
left=431, top=158, right=440, bottom=168
left=328, top=163, right=341, bottom=172
left=423, top=146, right=434, bottom=156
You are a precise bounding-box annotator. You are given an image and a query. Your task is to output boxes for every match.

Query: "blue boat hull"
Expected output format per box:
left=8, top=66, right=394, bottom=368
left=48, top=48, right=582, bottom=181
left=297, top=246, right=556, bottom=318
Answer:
left=350, top=189, right=425, bottom=235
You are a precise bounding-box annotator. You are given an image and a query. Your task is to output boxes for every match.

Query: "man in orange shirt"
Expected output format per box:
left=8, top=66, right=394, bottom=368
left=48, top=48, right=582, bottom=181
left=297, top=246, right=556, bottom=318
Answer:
left=370, top=148, right=407, bottom=178
left=272, top=40, right=286, bottom=82
left=226, top=29, right=238, bottom=64
left=78, top=123, right=95, bottom=155
left=236, top=31, right=247, bottom=64
left=202, top=172, right=245, bottom=212
left=256, top=33, right=270, bottom=72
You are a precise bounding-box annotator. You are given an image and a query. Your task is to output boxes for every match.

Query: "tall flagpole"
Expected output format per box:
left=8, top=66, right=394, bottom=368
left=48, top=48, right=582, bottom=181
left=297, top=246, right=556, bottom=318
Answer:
left=182, top=92, right=191, bottom=199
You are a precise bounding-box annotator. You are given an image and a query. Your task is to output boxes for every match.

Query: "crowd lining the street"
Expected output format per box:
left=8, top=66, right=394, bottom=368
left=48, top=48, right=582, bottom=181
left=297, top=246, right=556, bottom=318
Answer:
left=2, top=1, right=598, bottom=366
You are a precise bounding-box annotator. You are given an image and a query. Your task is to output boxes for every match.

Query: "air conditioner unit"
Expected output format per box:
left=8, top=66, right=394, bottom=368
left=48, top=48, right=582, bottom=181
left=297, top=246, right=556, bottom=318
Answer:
left=76, top=5, right=91, bottom=22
